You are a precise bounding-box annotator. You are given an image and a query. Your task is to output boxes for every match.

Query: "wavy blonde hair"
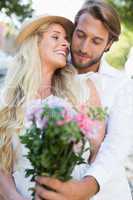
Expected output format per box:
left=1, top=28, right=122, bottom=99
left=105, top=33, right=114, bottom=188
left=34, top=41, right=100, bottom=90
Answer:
left=0, top=22, right=81, bottom=173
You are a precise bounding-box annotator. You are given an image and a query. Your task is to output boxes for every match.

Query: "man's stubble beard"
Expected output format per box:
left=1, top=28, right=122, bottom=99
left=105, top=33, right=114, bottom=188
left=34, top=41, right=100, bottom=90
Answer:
left=71, top=52, right=104, bottom=70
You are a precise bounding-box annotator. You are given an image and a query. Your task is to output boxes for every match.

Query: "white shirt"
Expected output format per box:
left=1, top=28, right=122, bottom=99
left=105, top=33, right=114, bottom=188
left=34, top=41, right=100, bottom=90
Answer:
left=78, top=57, right=127, bottom=111
left=74, top=58, right=133, bottom=199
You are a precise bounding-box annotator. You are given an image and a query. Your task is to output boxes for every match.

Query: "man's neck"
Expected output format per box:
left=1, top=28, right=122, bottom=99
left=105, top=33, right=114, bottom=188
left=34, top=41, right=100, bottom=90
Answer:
left=77, top=62, right=100, bottom=74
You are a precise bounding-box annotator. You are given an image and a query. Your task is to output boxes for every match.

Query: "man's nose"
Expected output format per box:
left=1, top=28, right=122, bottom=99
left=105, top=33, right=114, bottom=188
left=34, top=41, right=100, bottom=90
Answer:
left=80, top=40, right=90, bottom=53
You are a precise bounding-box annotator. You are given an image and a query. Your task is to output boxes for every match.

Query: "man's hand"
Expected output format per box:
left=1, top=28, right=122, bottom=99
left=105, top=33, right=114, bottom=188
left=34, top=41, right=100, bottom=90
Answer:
left=35, top=176, right=99, bottom=200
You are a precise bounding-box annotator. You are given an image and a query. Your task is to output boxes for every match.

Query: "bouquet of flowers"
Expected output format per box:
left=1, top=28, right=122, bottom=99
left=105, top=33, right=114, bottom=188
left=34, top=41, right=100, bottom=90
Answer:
left=20, top=95, right=106, bottom=198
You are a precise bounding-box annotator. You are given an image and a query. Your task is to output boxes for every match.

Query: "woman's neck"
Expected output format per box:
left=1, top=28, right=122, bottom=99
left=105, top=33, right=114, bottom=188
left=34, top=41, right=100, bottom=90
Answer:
left=37, top=68, right=54, bottom=99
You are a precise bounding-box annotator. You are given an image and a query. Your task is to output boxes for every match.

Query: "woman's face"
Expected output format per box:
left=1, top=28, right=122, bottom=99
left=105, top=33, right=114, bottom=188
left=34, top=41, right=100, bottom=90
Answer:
left=38, top=23, right=70, bottom=71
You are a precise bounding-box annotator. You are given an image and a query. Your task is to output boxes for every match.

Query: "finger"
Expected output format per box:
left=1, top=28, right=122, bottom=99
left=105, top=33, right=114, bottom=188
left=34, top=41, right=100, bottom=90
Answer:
left=35, top=185, right=46, bottom=199
left=35, top=192, right=42, bottom=200
left=36, top=176, right=63, bottom=192
left=35, top=184, right=64, bottom=200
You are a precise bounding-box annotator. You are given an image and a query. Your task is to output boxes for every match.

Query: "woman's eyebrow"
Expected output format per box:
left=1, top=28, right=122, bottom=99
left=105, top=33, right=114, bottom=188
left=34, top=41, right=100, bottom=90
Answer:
left=52, top=31, right=61, bottom=34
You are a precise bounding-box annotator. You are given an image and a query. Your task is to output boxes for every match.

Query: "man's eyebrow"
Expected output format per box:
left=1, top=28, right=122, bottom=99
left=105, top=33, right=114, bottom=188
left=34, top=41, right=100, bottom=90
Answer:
left=75, top=29, right=104, bottom=41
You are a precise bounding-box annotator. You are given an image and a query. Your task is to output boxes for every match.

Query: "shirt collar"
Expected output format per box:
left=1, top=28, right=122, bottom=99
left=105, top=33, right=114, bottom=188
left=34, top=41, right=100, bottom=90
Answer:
left=98, top=56, right=124, bottom=78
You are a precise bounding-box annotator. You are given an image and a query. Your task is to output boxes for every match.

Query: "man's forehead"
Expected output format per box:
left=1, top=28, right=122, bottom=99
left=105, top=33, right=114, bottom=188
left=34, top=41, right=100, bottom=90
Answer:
left=75, top=13, right=109, bottom=39
left=77, top=13, right=103, bottom=28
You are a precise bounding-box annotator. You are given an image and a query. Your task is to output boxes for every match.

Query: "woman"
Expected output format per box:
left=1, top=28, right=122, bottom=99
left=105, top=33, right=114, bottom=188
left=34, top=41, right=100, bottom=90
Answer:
left=0, top=15, right=105, bottom=200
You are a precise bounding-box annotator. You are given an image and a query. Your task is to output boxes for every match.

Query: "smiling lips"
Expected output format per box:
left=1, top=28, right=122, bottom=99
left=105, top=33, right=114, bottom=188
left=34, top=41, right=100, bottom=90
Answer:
left=56, top=48, right=69, bottom=57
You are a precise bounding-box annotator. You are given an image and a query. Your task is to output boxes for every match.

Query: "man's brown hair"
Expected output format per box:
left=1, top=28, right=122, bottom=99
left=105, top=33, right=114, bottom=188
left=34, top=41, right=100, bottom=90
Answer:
left=75, top=0, right=121, bottom=42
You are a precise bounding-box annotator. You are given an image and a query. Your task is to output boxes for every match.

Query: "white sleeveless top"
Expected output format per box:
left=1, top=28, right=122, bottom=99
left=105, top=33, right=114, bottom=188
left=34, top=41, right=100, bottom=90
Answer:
left=12, top=77, right=91, bottom=199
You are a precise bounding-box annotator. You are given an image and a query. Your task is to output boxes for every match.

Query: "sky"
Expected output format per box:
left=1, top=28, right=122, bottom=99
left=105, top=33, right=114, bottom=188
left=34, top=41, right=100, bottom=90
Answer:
left=32, top=0, right=84, bottom=21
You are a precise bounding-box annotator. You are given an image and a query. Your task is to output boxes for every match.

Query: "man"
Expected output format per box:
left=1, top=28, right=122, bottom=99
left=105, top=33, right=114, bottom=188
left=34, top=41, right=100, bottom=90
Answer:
left=35, top=1, right=133, bottom=199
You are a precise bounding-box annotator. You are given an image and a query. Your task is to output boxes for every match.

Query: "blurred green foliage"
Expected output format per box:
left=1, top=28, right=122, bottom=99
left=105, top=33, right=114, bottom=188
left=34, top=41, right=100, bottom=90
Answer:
left=106, top=24, right=133, bottom=69
left=108, top=0, right=133, bottom=21
left=0, top=0, right=33, bottom=21
left=106, top=0, right=133, bottom=69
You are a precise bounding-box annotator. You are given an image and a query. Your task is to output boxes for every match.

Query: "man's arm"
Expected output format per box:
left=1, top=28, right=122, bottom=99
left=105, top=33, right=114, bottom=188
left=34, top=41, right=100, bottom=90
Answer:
left=83, top=79, right=133, bottom=188
left=35, top=176, right=99, bottom=200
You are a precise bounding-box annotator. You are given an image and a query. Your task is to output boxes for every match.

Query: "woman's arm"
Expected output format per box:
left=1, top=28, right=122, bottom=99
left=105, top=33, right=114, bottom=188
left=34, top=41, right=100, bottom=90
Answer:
left=0, top=170, right=26, bottom=200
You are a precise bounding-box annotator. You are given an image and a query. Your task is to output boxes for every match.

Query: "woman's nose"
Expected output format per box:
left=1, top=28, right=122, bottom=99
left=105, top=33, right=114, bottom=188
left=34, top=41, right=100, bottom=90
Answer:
left=61, top=39, right=70, bottom=48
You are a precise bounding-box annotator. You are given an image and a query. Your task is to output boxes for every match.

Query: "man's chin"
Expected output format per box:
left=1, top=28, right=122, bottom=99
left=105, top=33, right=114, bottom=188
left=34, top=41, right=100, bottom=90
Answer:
left=74, top=63, right=92, bottom=69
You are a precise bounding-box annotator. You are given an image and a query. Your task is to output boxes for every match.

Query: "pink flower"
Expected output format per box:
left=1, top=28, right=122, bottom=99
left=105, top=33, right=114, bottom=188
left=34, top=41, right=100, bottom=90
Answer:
left=56, top=109, right=73, bottom=126
left=63, top=109, right=73, bottom=122
left=75, top=113, right=96, bottom=138
left=56, top=120, right=65, bottom=126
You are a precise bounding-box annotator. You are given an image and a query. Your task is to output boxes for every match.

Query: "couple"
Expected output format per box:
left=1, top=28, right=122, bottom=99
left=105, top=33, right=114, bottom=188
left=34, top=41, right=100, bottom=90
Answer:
left=0, top=1, right=133, bottom=200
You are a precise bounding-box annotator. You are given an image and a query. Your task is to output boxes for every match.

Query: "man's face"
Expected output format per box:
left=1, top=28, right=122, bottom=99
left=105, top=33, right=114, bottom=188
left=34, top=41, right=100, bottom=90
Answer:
left=71, top=13, right=112, bottom=72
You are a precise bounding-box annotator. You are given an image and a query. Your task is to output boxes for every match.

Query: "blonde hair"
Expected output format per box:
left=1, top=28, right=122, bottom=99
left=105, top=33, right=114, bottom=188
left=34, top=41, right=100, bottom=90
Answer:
left=0, top=22, right=79, bottom=173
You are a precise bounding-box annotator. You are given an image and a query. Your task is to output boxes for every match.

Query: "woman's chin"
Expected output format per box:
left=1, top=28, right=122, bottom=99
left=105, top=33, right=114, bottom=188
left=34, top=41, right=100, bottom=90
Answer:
left=56, top=61, right=67, bottom=69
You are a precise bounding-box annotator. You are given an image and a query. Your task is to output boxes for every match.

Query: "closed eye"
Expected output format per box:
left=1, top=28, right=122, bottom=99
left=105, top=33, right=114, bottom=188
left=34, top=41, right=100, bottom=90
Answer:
left=93, top=38, right=104, bottom=45
left=75, top=30, right=86, bottom=39
left=52, top=35, right=59, bottom=40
